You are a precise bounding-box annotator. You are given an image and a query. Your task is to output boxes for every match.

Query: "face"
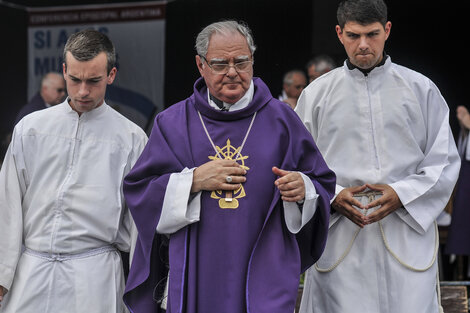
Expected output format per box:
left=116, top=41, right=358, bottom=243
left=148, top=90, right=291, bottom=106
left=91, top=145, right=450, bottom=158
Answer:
left=308, top=65, right=321, bottom=83
left=196, top=32, right=253, bottom=104
left=63, top=51, right=116, bottom=115
left=336, top=21, right=391, bottom=70
left=41, top=75, right=66, bottom=105
left=284, top=73, right=307, bottom=99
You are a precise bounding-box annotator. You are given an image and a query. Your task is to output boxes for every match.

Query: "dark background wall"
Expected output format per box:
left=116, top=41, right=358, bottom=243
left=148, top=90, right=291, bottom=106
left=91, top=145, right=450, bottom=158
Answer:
left=0, top=0, right=466, bottom=141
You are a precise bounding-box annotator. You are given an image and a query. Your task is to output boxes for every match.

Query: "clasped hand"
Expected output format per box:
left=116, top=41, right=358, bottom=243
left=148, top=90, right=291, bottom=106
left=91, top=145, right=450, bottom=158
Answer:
left=332, top=184, right=402, bottom=228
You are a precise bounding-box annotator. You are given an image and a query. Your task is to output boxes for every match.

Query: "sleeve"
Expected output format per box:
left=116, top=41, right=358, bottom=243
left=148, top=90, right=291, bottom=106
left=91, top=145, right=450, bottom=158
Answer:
left=283, top=172, right=319, bottom=234
left=296, top=88, right=344, bottom=228
left=123, top=112, right=194, bottom=303
left=0, top=126, right=26, bottom=290
left=116, top=131, right=149, bottom=253
left=389, top=83, right=461, bottom=234
left=156, top=168, right=201, bottom=235
left=280, top=105, right=336, bottom=269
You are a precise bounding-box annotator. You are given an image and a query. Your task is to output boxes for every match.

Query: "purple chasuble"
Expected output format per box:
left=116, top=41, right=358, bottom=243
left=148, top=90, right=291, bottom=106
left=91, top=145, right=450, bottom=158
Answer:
left=123, top=77, right=335, bottom=313
left=446, top=156, right=470, bottom=255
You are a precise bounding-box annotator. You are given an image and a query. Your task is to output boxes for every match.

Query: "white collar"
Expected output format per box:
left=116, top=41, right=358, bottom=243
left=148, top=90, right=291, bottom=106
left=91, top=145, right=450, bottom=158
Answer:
left=207, top=80, right=254, bottom=112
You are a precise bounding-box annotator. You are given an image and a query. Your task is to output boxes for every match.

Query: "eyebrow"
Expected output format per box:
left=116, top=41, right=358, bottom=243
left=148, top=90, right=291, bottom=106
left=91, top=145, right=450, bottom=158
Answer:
left=209, top=55, right=251, bottom=63
left=68, top=74, right=103, bottom=81
left=345, top=29, right=381, bottom=36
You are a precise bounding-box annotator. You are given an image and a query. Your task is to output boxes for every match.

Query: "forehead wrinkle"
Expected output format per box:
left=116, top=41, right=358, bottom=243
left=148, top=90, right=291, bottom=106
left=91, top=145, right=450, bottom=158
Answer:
left=206, top=33, right=251, bottom=57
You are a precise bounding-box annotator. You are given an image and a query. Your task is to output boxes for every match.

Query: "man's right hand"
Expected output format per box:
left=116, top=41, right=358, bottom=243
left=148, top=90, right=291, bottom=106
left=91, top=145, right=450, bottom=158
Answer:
left=191, top=159, right=247, bottom=193
left=331, top=185, right=368, bottom=228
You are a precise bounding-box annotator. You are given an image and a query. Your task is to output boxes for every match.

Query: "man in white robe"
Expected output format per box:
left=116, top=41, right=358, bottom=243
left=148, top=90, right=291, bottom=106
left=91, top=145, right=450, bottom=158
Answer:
left=0, top=29, right=147, bottom=313
left=295, top=0, right=460, bottom=312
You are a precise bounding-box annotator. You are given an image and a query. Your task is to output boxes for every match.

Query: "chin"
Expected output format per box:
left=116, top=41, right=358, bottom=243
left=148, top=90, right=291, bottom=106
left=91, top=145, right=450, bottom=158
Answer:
left=222, top=90, right=246, bottom=101
left=222, top=95, right=243, bottom=104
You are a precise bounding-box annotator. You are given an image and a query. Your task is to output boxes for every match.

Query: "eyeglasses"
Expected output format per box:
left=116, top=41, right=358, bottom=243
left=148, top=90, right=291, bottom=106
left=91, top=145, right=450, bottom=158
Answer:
left=200, top=55, right=253, bottom=75
left=56, top=88, right=66, bottom=93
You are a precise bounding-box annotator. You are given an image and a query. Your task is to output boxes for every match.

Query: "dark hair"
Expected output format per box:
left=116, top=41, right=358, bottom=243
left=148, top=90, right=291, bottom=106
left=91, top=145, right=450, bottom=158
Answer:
left=63, top=29, right=116, bottom=74
left=337, top=0, right=388, bottom=29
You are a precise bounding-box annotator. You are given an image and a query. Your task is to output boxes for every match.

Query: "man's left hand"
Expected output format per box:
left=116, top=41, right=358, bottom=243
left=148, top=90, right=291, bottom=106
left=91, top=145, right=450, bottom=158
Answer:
left=363, top=184, right=402, bottom=224
left=0, top=286, right=7, bottom=308
left=272, top=167, right=305, bottom=202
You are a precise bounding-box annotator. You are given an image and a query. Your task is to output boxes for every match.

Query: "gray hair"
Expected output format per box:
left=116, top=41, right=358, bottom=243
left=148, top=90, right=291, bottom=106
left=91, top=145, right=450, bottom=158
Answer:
left=283, top=69, right=306, bottom=85
left=63, top=29, right=116, bottom=74
left=41, top=72, right=64, bottom=87
left=195, top=20, right=256, bottom=58
left=306, top=55, right=336, bottom=73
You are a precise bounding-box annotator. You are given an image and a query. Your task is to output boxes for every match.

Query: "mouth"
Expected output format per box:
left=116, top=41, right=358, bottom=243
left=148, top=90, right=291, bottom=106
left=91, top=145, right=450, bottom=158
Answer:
left=224, top=81, right=241, bottom=87
left=76, top=99, right=92, bottom=105
left=357, top=52, right=372, bottom=57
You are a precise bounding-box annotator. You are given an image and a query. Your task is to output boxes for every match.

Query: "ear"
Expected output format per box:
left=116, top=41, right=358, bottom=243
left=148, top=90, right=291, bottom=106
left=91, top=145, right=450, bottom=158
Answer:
left=62, top=62, right=67, bottom=77
left=335, top=25, right=344, bottom=44
left=384, top=21, right=392, bottom=40
left=40, top=84, right=47, bottom=95
left=195, top=55, right=204, bottom=77
left=107, top=67, right=117, bottom=85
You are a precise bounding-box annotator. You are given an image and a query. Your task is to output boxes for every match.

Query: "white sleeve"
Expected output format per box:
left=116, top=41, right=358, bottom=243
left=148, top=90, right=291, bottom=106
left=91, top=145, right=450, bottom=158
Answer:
left=389, top=85, right=460, bottom=234
left=283, top=172, right=319, bottom=234
left=156, top=168, right=201, bottom=235
left=0, top=127, right=26, bottom=291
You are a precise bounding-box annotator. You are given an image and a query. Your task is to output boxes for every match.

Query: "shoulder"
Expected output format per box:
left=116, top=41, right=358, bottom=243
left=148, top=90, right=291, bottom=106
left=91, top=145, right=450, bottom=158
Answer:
left=389, top=62, right=436, bottom=89
left=18, top=102, right=63, bottom=127
left=104, top=105, right=148, bottom=143
left=159, top=98, right=190, bottom=119
left=303, top=67, right=345, bottom=95
left=263, top=98, right=309, bottom=131
left=297, top=67, right=345, bottom=112
left=153, top=97, right=193, bottom=131
left=387, top=62, right=447, bottom=108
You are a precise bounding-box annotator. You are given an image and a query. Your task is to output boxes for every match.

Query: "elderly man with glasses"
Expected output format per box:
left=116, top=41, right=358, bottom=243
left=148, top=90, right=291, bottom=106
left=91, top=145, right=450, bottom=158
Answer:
left=122, top=20, right=335, bottom=313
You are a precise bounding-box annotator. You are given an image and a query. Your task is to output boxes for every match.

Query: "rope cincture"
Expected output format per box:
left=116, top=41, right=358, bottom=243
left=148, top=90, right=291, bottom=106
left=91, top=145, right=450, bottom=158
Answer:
left=313, top=191, right=443, bottom=309
left=314, top=191, right=439, bottom=272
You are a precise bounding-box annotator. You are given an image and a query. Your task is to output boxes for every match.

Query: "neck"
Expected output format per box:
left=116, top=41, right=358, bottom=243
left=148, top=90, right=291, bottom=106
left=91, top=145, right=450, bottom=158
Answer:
left=209, top=94, right=229, bottom=111
left=207, top=80, right=254, bottom=112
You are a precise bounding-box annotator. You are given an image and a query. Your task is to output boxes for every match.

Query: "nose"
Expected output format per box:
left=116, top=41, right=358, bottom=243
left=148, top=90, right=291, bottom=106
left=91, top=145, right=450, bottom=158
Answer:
left=78, top=82, right=89, bottom=97
left=358, top=36, right=369, bottom=51
left=225, top=65, right=238, bottom=78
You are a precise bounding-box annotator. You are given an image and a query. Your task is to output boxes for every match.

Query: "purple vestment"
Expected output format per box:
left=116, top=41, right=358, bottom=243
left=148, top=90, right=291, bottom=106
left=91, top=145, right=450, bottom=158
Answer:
left=446, top=156, right=470, bottom=255
left=123, top=77, right=335, bottom=313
